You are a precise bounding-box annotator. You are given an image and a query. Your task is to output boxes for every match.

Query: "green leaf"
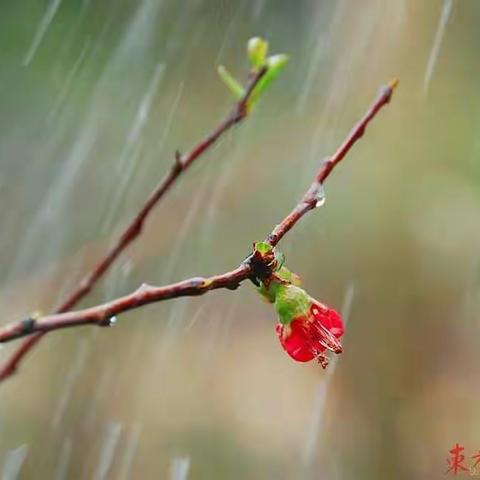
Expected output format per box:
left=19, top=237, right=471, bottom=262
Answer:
left=217, top=65, right=245, bottom=99
left=267, top=54, right=289, bottom=71
left=247, top=37, right=268, bottom=69
left=248, top=54, right=289, bottom=108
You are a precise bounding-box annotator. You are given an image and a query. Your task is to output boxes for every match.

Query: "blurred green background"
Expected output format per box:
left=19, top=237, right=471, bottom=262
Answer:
left=1, top=0, right=480, bottom=478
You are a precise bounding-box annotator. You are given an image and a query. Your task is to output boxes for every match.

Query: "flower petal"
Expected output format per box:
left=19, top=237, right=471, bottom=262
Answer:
left=311, top=302, right=344, bottom=338
left=276, top=321, right=315, bottom=362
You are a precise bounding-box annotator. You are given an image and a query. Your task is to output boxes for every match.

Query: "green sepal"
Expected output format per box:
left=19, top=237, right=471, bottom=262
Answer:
left=276, top=266, right=301, bottom=286
left=253, top=242, right=285, bottom=272
left=257, top=265, right=302, bottom=301
left=274, top=284, right=311, bottom=325
left=253, top=241, right=273, bottom=256
left=217, top=65, right=245, bottom=99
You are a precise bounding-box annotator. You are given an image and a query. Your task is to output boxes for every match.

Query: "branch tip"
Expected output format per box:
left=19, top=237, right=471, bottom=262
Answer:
left=388, top=77, right=400, bottom=91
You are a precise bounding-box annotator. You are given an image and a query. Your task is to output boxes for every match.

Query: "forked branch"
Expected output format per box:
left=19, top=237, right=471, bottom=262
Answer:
left=0, top=79, right=398, bottom=345
left=0, top=66, right=268, bottom=381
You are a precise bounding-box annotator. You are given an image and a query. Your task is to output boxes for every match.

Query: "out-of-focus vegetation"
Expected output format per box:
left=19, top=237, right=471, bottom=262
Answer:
left=1, top=1, right=480, bottom=478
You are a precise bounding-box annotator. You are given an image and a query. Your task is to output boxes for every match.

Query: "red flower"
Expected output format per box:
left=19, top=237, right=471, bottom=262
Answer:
left=276, top=301, right=344, bottom=367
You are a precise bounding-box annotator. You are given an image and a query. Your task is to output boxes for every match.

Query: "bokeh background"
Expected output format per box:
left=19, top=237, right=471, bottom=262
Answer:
left=1, top=0, right=479, bottom=478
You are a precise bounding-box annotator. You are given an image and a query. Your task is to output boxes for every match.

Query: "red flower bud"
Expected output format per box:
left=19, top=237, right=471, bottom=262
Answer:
left=275, top=300, right=344, bottom=368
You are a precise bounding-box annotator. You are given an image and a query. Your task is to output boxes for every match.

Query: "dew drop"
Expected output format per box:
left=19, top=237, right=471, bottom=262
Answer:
left=315, top=183, right=326, bottom=208
left=108, top=316, right=117, bottom=326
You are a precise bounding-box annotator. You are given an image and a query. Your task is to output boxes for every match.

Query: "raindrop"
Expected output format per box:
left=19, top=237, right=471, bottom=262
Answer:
left=54, top=437, right=72, bottom=480
left=121, top=260, right=133, bottom=279
left=49, top=37, right=92, bottom=121
left=23, top=0, right=63, bottom=66
left=1, top=444, right=28, bottom=480
left=341, top=282, right=355, bottom=326
left=302, top=282, right=354, bottom=469
left=108, top=316, right=117, bottom=326
left=52, top=339, right=89, bottom=429
left=117, top=424, right=142, bottom=480
left=314, top=183, right=326, bottom=208
left=424, top=0, right=453, bottom=94
left=93, top=421, right=123, bottom=480
left=169, top=456, right=190, bottom=480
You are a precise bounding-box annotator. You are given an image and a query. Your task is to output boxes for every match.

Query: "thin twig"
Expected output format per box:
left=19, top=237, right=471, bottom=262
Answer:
left=0, top=67, right=267, bottom=381
left=267, top=78, right=399, bottom=246
left=0, top=79, right=398, bottom=346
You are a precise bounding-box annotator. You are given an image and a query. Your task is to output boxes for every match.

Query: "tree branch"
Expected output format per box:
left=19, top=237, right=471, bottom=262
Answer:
left=267, top=78, right=399, bottom=246
left=0, top=79, right=398, bottom=345
left=0, top=67, right=267, bottom=381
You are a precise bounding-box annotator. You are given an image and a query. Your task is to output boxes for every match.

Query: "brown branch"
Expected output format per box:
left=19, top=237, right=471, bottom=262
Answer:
left=267, top=78, right=399, bottom=246
left=0, top=67, right=267, bottom=381
left=0, top=79, right=398, bottom=346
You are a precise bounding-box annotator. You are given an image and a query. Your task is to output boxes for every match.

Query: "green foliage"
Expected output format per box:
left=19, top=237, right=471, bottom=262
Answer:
left=217, top=65, right=245, bottom=100
left=248, top=54, right=289, bottom=107
left=218, top=36, right=289, bottom=111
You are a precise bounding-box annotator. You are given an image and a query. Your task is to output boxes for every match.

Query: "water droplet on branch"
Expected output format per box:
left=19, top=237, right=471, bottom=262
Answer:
left=314, top=184, right=326, bottom=208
